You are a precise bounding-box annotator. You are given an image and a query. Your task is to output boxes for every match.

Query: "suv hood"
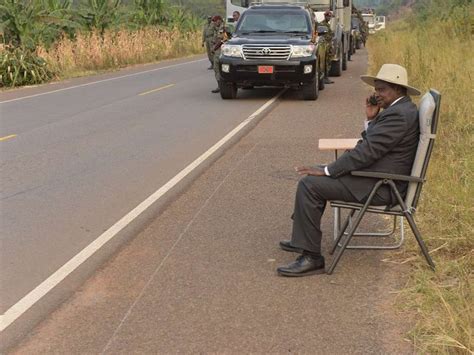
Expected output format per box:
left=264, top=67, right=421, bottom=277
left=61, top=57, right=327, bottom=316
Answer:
left=228, top=34, right=312, bottom=46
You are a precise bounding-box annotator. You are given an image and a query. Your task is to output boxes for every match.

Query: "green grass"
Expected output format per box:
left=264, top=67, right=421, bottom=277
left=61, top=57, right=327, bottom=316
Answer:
left=367, top=5, right=473, bottom=354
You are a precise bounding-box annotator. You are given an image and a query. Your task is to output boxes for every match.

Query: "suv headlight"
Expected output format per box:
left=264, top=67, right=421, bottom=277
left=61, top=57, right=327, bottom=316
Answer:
left=291, top=44, right=315, bottom=58
left=221, top=44, right=243, bottom=58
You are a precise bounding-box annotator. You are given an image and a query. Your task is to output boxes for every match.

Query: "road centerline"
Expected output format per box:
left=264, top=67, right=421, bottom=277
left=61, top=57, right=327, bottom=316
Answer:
left=139, top=84, right=175, bottom=96
left=0, top=134, right=17, bottom=142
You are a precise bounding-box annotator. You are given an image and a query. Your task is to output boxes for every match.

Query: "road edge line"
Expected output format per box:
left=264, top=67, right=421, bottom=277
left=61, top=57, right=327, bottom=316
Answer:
left=0, top=89, right=285, bottom=350
left=0, top=59, right=206, bottom=104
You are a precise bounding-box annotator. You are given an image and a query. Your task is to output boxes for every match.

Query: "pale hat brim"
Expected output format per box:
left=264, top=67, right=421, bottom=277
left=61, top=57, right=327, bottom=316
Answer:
left=360, top=75, right=421, bottom=96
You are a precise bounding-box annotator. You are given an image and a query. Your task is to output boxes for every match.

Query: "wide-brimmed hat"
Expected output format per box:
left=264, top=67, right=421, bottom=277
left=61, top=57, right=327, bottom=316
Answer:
left=360, top=64, right=421, bottom=96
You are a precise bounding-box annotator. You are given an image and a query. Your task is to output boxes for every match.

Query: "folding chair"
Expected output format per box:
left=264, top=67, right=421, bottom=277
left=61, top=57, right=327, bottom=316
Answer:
left=327, top=89, right=441, bottom=275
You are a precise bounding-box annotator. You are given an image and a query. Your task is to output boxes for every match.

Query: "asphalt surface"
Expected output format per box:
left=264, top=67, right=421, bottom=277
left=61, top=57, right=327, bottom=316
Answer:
left=9, top=49, right=413, bottom=353
left=0, top=56, right=282, bottom=316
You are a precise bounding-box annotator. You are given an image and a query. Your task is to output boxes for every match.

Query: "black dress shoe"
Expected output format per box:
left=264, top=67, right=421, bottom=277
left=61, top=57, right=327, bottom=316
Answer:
left=279, top=240, right=303, bottom=253
left=208, top=65, right=214, bottom=70
left=277, top=255, right=325, bottom=277
left=211, top=88, right=220, bottom=93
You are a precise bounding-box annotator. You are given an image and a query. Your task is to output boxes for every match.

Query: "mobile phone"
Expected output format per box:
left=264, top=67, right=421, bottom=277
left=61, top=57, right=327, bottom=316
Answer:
left=369, top=94, right=378, bottom=106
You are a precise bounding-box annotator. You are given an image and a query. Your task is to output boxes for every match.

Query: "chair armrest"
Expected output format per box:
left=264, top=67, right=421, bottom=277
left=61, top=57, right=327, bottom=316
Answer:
left=350, top=170, right=424, bottom=182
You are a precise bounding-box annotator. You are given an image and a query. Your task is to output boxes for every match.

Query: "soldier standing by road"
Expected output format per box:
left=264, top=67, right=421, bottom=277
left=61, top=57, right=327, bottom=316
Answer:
left=211, top=16, right=227, bottom=93
left=321, top=10, right=335, bottom=84
left=357, top=10, right=369, bottom=46
left=202, top=16, right=215, bottom=70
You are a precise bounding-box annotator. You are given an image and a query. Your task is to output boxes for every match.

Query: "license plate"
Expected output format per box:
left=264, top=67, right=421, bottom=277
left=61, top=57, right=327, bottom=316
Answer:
left=258, top=66, right=274, bottom=74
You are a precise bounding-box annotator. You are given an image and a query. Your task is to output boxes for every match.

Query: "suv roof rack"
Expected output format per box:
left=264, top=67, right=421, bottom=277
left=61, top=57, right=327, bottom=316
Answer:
left=250, top=0, right=309, bottom=6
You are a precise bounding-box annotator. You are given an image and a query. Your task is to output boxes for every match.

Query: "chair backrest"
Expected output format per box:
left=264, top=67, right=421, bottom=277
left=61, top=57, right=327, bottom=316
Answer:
left=405, top=89, right=441, bottom=209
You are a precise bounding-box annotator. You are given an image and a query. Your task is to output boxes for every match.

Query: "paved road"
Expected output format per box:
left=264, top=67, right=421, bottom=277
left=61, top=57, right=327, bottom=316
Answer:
left=0, top=57, right=281, bottom=316
left=9, top=49, right=413, bottom=353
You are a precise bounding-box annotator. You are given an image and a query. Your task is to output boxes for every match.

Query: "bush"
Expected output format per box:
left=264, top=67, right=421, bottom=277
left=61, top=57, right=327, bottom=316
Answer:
left=0, top=47, right=55, bottom=87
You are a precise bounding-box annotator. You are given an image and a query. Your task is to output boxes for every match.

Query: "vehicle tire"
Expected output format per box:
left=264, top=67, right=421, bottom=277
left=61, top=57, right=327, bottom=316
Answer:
left=329, top=42, right=343, bottom=77
left=219, top=81, right=238, bottom=99
left=329, top=59, right=342, bottom=77
left=302, top=74, right=319, bottom=101
left=342, top=49, right=348, bottom=70
left=318, top=71, right=325, bottom=91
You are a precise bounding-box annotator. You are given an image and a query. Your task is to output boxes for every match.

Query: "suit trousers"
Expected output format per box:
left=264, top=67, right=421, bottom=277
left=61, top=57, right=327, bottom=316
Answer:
left=291, top=175, right=391, bottom=255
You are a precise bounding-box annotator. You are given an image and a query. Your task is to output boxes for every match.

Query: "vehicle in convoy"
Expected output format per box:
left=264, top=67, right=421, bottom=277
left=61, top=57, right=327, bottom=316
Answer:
left=375, top=15, right=386, bottom=31
left=218, top=3, right=328, bottom=100
left=308, top=0, right=352, bottom=77
left=362, top=12, right=376, bottom=34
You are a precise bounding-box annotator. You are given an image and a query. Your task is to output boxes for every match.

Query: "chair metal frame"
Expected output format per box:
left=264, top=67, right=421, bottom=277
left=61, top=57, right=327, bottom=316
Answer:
left=333, top=207, right=405, bottom=250
left=327, top=89, right=441, bottom=274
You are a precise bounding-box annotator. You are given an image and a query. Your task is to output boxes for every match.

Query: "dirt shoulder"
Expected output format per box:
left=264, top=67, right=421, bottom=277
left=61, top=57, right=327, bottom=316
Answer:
left=11, top=49, right=414, bottom=354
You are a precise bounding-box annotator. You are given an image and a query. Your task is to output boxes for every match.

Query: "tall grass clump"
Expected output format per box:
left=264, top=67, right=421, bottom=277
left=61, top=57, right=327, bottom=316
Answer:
left=367, top=1, right=473, bottom=353
left=1, top=0, right=205, bottom=87
left=39, top=28, right=202, bottom=78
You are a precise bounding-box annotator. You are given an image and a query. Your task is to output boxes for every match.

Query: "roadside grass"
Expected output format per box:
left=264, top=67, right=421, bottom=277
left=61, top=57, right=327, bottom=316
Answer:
left=37, top=28, right=203, bottom=81
left=367, top=8, right=473, bottom=354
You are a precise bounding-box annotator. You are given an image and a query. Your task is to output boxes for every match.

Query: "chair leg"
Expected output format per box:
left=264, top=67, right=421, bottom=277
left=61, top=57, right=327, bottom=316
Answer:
left=345, top=216, right=404, bottom=250
left=327, top=181, right=384, bottom=275
left=330, top=210, right=355, bottom=255
left=388, top=181, right=435, bottom=270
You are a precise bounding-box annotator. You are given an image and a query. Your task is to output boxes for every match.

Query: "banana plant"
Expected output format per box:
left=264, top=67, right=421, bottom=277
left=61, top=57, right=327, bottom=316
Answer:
left=78, top=0, right=122, bottom=34
left=131, top=0, right=167, bottom=27
left=0, top=0, right=78, bottom=49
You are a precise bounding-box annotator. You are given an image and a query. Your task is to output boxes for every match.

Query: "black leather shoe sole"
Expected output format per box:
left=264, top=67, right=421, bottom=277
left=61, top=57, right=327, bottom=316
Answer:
left=277, top=267, right=326, bottom=277
left=279, top=240, right=303, bottom=253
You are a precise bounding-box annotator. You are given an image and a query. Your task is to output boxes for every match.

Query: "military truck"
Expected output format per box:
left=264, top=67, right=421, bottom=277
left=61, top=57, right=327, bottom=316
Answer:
left=362, top=12, right=376, bottom=34
left=308, top=0, right=352, bottom=77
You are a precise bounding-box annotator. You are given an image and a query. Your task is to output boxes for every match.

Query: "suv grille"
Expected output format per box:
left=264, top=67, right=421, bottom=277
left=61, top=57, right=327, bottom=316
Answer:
left=242, top=45, right=292, bottom=60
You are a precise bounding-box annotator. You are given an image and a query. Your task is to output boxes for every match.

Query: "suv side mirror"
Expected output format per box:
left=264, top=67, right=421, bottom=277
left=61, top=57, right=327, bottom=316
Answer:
left=317, top=25, right=329, bottom=35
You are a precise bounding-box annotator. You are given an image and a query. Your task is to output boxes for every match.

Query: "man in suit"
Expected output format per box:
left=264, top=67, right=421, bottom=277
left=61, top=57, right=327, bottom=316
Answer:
left=277, top=64, right=422, bottom=277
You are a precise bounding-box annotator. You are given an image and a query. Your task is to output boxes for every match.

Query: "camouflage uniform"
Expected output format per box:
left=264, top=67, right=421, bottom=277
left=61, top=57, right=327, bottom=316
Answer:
left=202, top=20, right=215, bottom=66
left=358, top=11, right=369, bottom=45
left=212, top=23, right=227, bottom=86
left=321, top=18, right=334, bottom=76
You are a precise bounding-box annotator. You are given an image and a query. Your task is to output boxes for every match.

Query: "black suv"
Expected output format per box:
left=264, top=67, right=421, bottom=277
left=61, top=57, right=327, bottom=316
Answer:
left=218, top=4, right=326, bottom=100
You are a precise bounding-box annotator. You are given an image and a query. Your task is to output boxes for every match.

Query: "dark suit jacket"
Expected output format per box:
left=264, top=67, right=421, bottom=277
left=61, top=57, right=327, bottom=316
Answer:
left=327, top=96, right=419, bottom=202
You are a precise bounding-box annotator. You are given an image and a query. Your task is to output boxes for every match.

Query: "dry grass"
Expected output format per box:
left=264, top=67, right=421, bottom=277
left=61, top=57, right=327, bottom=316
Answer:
left=38, top=28, right=203, bottom=79
left=367, top=9, right=473, bottom=354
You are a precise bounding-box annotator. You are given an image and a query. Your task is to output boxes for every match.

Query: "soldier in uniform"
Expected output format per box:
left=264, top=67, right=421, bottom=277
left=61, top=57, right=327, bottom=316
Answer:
left=202, top=16, right=215, bottom=70
left=321, top=10, right=335, bottom=84
left=358, top=10, right=369, bottom=46
left=211, top=16, right=227, bottom=93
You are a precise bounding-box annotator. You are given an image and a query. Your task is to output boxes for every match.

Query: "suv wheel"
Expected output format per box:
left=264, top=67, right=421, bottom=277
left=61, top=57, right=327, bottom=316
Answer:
left=219, top=81, right=238, bottom=99
left=342, top=49, right=348, bottom=70
left=318, top=70, right=325, bottom=91
left=302, top=72, right=319, bottom=101
left=329, top=43, right=343, bottom=77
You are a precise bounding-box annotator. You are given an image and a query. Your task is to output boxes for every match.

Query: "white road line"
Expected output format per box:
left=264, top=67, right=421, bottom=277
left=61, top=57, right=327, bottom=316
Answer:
left=0, top=59, right=206, bottom=104
left=0, top=89, right=285, bottom=332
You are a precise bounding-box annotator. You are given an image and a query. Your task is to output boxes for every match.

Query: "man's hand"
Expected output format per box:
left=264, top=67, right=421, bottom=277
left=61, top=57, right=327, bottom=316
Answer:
left=295, top=166, right=326, bottom=176
left=366, top=95, right=380, bottom=120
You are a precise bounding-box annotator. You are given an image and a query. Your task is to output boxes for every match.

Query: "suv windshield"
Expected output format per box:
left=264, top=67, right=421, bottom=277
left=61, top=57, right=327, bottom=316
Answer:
left=237, top=11, right=310, bottom=34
